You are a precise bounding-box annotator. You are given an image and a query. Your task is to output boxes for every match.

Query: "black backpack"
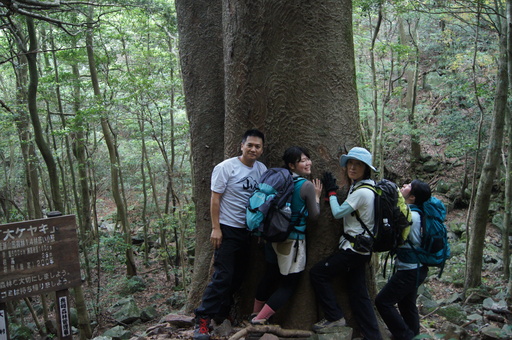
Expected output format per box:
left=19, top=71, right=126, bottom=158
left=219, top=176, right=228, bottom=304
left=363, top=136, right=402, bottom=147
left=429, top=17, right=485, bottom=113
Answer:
left=350, top=179, right=412, bottom=252
left=246, top=168, right=306, bottom=242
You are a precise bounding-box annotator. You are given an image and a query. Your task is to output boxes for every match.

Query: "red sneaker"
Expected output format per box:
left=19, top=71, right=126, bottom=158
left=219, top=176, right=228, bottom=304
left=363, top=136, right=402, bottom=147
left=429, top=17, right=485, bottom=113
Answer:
left=193, top=317, right=210, bottom=340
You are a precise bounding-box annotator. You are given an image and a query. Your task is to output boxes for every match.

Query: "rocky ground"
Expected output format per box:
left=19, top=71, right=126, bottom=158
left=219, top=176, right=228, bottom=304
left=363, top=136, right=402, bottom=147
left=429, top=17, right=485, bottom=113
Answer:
left=83, top=213, right=511, bottom=340
left=79, top=143, right=512, bottom=340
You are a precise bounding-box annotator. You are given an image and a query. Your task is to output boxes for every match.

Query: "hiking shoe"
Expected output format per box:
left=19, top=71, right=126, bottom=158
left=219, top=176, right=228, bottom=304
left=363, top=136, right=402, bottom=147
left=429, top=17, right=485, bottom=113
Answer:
left=193, top=317, right=211, bottom=340
left=312, top=317, right=346, bottom=331
left=250, top=317, right=268, bottom=325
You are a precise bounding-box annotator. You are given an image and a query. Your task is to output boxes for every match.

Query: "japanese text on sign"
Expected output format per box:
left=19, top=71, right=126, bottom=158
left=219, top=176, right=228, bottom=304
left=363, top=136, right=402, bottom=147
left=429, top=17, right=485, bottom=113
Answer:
left=59, top=297, right=71, bottom=337
left=0, top=215, right=81, bottom=302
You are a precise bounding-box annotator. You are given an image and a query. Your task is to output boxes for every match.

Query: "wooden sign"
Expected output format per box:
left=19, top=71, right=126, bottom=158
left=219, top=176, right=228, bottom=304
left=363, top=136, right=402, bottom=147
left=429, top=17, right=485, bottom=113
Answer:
left=0, top=215, right=81, bottom=303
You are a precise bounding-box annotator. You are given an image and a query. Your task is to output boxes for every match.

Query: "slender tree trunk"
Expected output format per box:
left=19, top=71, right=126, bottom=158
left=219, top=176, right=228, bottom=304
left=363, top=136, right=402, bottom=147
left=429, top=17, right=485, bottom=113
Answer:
left=139, top=113, right=168, bottom=276
left=378, top=48, right=395, bottom=179
left=10, top=45, right=40, bottom=220
left=138, top=114, right=150, bottom=264
left=503, top=110, right=511, bottom=280
left=399, top=17, right=421, bottom=163
left=25, top=17, right=64, bottom=213
left=148, top=107, right=175, bottom=281
left=505, top=0, right=512, bottom=294
left=86, top=8, right=137, bottom=277
left=70, top=45, right=94, bottom=239
left=70, top=53, right=94, bottom=285
left=43, top=40, right=94, bottom=333
left=176, top=0, right=226, bottom=313
left=370, top=5, right=383, bottom=164
left=73, top=286, right=92, bottom=340
left=465, top=4, right=486, bottom=261
left=49, top=30, right=82, bottom=222
left=465, top=14, right=508, bottom=290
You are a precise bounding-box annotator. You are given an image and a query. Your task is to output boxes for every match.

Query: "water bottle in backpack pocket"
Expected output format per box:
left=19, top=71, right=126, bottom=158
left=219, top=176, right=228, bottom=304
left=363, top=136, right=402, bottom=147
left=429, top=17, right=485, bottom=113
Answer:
left=261, top=202, right=294, bottom=242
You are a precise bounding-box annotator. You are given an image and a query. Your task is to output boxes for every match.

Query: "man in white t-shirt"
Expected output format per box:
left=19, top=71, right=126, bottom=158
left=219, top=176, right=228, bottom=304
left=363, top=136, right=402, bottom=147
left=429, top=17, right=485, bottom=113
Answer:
left=194, top=129, right=267, bottom=340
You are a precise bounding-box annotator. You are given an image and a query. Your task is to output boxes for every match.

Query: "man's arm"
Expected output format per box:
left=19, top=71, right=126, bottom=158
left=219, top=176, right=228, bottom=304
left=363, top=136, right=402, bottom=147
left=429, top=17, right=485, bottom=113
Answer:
left=210, top=191, right=223, bottom=249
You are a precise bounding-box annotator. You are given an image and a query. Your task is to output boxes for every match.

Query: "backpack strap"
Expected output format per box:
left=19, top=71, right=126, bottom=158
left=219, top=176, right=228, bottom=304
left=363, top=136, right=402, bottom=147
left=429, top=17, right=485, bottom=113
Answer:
left=291, top=176, right=307, bottom=221
left=405, top=204, right=424, bottom=249
left=288, top=177, right=308, bottom=238
left=352, top=210, right=375, bottom=239
left=349, top=185, right=377, bottom=240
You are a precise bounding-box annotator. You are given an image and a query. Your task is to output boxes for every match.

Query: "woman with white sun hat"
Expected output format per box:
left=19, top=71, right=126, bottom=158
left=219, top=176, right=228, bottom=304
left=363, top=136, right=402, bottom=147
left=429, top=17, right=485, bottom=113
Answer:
left=309, top=147, right=382, bottom=340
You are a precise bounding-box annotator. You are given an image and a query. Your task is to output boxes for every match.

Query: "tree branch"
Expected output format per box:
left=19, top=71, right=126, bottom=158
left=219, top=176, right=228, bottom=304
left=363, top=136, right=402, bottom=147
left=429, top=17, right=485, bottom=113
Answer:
left=228, top=325, right=313, bottom=340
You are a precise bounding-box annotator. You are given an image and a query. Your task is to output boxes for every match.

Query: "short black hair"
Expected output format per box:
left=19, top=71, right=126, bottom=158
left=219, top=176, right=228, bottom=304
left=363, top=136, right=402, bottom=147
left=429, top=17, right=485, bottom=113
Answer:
left=242, top=129, right=265, bottom=144
left=410, top=180, right=432, bottom=206
left=282, top=146, right=310, bottom=169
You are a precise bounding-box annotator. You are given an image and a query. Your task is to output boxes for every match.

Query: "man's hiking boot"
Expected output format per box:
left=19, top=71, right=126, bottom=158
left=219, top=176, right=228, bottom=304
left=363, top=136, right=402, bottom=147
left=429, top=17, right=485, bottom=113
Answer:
left=312, top=317, right=346, bottom=331
left=193, top=316, right=211, bottom=340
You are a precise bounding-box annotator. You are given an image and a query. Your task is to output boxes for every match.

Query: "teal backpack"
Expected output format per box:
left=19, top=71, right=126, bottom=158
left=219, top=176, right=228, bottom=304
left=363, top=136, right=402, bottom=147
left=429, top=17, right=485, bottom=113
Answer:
left=396, top=196, right=451, bottom=277
left=246, top=168, right=306, bottom=242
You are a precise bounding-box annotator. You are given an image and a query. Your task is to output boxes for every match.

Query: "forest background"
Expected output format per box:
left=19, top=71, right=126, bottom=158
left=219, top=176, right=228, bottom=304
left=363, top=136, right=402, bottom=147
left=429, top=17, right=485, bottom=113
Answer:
left=1, top=0, right=512, bottom=339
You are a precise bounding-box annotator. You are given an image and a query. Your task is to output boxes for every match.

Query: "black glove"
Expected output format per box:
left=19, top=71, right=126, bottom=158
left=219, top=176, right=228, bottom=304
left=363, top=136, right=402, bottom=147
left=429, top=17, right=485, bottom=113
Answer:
left=322, top=172, right=339, bottom=198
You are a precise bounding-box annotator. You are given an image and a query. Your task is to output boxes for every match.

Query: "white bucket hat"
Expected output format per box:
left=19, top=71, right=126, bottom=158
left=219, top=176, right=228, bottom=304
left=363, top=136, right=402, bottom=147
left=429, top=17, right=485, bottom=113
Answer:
left=339, top=147, right=378, bottom=172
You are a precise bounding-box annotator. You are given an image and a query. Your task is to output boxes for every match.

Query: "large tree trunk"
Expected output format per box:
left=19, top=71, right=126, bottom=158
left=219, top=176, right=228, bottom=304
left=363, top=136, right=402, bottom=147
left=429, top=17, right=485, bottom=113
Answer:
left=222, top=0, right=360, bottom=330
left=175, top=0, right=226, bottom=313
left=465, top=14, right=508, bottom=290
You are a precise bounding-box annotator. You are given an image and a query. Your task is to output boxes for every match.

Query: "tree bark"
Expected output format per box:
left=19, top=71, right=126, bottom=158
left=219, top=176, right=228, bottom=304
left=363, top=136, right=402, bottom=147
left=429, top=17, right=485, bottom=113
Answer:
left=506, top=0, right=512, bottom=295
left=175, top=0, right=226, bottom=312
left=222, top=0, right=360, bottom=330
left=398, top=17, right=421, bottom=163
left=25, top=16, right=64, bottom=213
left=10, top=25, right=40, bottom=220
left=369, top=5, right=383, bottom=165
left=85, top=8, right=137, bottom=277
left=465, top=13, right=508, bottom=290
left=504, top=110, right=511, bottom=281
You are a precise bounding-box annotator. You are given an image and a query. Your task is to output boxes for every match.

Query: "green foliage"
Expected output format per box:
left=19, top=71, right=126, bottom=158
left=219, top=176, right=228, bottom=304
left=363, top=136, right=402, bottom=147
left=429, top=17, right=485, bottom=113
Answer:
left=354, top=0, right=383, bottom=13
left=354, top=0, right=501, bottom=168
left=96, top=233, right=133, bottom=273
left=9, top=324, right=33, bottom=340
left=118, top=276, right=147, bottom=296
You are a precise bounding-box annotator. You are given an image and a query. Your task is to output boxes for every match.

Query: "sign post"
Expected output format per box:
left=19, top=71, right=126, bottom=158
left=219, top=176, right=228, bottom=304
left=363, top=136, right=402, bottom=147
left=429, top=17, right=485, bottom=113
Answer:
left=0, top=303, right=8, bottom=340
left=0, top=215, right=81, bottom=339
left=56, top=290, right=72, bottom=340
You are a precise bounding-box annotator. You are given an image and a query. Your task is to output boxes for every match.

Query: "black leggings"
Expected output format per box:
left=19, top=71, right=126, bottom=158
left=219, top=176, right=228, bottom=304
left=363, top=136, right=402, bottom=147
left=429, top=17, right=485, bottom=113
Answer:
left=255, top=261, right=302, bottom=311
